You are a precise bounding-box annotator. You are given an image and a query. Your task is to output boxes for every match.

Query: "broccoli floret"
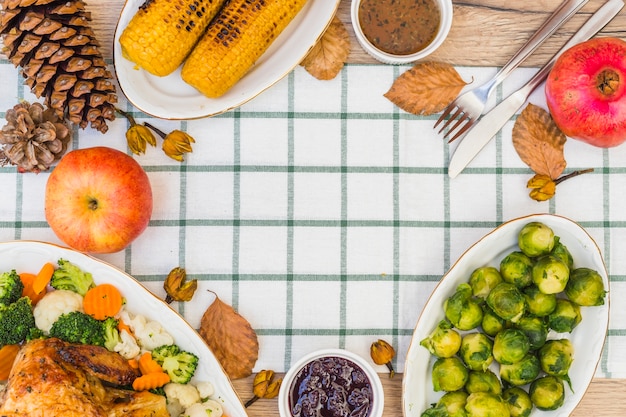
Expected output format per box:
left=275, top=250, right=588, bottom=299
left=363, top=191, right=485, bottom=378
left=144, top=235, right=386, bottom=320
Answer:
left=49, top=311, right=105, bottom=346
left=152, top=344, right=199, bottom=384
left=0, top=297, right=36, bottom=347
left=49, top=259, right=95, bottom=296
left=103, top=317, right=121, bottom=351
left=0, top=270, right=24, bottom=306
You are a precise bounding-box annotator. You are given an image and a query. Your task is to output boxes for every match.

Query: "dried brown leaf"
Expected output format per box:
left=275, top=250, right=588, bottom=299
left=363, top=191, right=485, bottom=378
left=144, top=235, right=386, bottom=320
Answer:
left=512, top=103, right=567, bottom=179
left=384, top=61, right=468, bottom=115
left=199, top=292, right=259, bottom=380
left=300, top=16, right=350, bottom=80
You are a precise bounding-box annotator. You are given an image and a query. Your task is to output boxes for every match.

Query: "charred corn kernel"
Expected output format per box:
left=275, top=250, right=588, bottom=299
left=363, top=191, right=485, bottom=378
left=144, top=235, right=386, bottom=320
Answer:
left=181, top=0, right=308, bottom=98
left=119, top=0, right=227, bottom=76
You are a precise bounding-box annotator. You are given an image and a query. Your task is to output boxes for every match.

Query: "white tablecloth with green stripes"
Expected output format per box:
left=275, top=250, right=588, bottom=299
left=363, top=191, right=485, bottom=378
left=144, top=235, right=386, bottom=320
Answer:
left=1, top=60, right=625, bottom=378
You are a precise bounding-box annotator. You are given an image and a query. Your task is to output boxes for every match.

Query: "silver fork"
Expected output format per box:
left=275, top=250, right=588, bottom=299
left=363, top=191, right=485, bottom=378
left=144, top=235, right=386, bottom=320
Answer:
left=434, top=0, right=589, bottom=142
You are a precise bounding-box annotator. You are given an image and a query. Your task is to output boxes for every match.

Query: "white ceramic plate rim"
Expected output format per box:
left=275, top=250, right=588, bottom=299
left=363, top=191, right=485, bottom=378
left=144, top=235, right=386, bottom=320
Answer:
left=0, top=240, right=248, bottom=417
left=402, top=214, right=610, bottom=417
left=113, top=0, right=340, bottom=120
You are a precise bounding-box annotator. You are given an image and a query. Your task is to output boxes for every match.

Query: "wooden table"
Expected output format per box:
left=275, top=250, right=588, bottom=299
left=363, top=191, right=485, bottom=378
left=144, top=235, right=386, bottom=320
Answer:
left=85, top=0, right=626, bottom=415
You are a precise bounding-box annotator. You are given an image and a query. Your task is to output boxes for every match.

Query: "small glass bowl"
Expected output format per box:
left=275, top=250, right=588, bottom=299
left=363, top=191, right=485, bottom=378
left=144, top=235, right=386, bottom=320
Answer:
left=351, top=0, right=453, bottom=65
left=278, top=348, right=385, bottom=417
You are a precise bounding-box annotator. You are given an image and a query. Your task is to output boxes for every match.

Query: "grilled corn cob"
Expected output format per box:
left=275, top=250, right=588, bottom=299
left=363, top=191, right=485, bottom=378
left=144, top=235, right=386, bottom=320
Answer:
left=119, top=0, right=227, bottom=76
left=181, top=0, right=308, bottom=98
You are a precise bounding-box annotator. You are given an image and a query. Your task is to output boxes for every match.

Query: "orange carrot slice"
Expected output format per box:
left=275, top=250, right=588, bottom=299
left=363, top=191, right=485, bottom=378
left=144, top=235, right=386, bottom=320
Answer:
left=132, top=372, right=170, bottom=391
left=0, top=344, right=20, bottom=380
left=32, top=262, right=55, bottom=295
left=19, top=272, right=46, bottom=305
left=83, top=283, right=123, bottom=320
left=138, top=351, right=163, bottom=375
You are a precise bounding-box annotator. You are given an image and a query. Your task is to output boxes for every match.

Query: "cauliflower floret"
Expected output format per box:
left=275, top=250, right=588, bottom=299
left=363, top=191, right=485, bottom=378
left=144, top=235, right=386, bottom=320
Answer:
left=33, top=289, right=83, bottom=333
left=113, top=329, right=141, bottom=359
left=183, top=400, right=223, bottom=417
left=119, top=309, right=174, bottom=350
left=194, top=381, right=215, bottom=400
left=164, top=382, right=201, bottom=410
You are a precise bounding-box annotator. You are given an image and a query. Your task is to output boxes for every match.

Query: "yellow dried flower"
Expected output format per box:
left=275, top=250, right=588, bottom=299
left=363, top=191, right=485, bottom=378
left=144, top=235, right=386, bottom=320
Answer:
left=162, top=130, right=195, bottom=162
left=527, top=174, right=556, bottom=202
left=245, top=370, right=282, bottom=407
left=163, top=267, right=197, bottom=304
left=116, top=108, right=156, bottom=155
left=370, top=339, right=396, bottom=378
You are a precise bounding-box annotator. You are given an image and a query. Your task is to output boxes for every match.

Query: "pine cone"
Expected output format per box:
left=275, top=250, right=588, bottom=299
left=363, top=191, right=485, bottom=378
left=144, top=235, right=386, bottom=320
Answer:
left=0, top=101, right=71, bottom=172
left=0, top=0, right=117, bottom=133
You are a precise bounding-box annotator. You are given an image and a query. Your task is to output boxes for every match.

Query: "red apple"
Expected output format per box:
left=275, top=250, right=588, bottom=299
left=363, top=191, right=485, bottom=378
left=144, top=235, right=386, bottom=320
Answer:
left=545, top=37, right=626, bottom=148
left=45, top=146, right=153, bottom=254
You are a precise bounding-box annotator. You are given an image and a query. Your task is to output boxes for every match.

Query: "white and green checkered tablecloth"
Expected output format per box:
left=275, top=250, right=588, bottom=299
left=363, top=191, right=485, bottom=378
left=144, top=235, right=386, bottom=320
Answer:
left=2, top=59, right=626, bottom=378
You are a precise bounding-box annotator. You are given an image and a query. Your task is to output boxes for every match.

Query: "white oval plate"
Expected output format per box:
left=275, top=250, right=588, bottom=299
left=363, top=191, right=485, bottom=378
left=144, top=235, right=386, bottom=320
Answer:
left=0, top=240, right=248, bottom=417
left=402, top=214, right=610, bottom=417
left=113, top=0, right=340, bottom=120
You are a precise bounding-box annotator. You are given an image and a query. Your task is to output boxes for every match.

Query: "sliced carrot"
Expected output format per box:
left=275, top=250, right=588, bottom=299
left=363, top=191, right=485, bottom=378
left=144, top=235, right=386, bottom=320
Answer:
left=128, top=358, right=140, bottom=369
left=83, top=283, right=123, bottom=320
left=117, top=319, right=134, bottom=338
left=32, top=262, right=55, bottom=295
left=0, top=344, right=20, bottom=380
left=132, top=372, right=170, bottom=391
left=19, top=272, right=46, bottom=305
left=138, top=351, right=163, bottom=375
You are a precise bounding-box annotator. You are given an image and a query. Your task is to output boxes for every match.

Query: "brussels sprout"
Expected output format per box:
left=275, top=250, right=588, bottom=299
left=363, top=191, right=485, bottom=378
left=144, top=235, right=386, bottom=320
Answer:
left=550, top=236, right=574, bottom=269
left=465, top=392, right=511, bottom=417
left=486, top=283, right=526, bottom=323
left=432, top=356, right=469, bottom=392
left=515, top=315, right=548, bottom=350
left=565, top=267, right=607, bottom=306
left=518, top=221, right=555, bottom=257
left=499, top=353, right=541, bottom=386
left=522, top=285, right=557, bottom=317
left=469, top=267, right=503, bottom=299
left=481, top=304, right=506, bottom=337
left=444, top=283, right=484, bottom=331
left=421, top=391, right=469, bottom=417
left=499, top=252, right=533, bottom=289
left=421, top=319, right=462, bottom=358
left=492, top=328, right=530, bottom=365
left=502, top=387, right=532, bottom=417
left=532, top=255, right=570, bottom=294
left=529, top=375, right=565, bottom=411
left=460, top=332, right=494, bottom=371
left=539, top=339, right=574, bottom=388
left=466, top=369, right=502, bottom=395
left=548, top=298, right=582, bottom=333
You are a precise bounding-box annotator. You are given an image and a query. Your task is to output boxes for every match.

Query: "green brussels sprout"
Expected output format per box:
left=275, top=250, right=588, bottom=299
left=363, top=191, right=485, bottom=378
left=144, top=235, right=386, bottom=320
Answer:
left=460, top=332, right=494, bottom=371
left=421, top=391, right=469, bottom=417
left=522, top=285, right=557, bottom=317
left=515, top=315, right=548, bottom=350
left=529, top=375, right=565, bottom=411
left=532, top=255, right=570, bottom=294
left=548, top=298, right=582, bottom=333
left=539, top=339, right=574, bottom=388
left=444, top=283, right=484, bottom=331
left=499, top=353, right=540, bottom=386
left=465, top=369, right=502, bottom=395
left=432, top=356, right=469, bottom=392
left=499, top=252, right=533, bottom=289
left=469, top=267, right=503, bottom=299
left=421, top=319, right=462, bottom=358
left=550, top=236, right=574, bottom=269
left=481, top=304, right=506, bottom=337
left=565, top=267, right=607, bottom=306
left=518, top=221, right=555, bottom=257
left=492, top=328, right=530, bottom=365
left=486, top=283, right=526, bottom=323
left=465, top=392, right=511, bottom=417
left=502, top=387, right=532, bottom=417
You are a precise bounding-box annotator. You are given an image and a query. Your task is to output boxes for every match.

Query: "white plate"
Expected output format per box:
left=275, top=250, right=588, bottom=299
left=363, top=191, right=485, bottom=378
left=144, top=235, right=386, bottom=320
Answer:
left=113, top=0, right=340, bottom=120
left=402, top=214, right=610, bottom=417
left=0, top=240, right=248, bottom=417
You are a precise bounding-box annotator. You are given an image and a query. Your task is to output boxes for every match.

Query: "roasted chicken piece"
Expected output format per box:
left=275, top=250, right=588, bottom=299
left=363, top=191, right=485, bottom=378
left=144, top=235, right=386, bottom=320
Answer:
left=0, top=338, right=169, bottom=417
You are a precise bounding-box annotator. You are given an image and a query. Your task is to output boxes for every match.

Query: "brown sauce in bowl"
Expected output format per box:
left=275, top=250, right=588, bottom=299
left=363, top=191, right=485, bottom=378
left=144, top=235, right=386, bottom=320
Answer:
left=358, top=0, right=442, bottom=56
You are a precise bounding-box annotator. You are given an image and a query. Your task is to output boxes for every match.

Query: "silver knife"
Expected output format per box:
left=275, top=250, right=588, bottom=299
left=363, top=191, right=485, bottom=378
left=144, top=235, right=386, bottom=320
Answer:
left=448, top=0, right=625, bottom=179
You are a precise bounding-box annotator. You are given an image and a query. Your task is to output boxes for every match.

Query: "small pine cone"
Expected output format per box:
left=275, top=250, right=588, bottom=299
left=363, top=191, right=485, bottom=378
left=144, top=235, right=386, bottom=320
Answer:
left=0, top=101, right=71, bottom=173
left=0, top=0, right=117, bottom=133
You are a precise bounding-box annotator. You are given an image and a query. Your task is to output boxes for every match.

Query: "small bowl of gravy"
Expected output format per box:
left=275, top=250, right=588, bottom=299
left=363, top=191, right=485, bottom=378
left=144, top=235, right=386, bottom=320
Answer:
left=351, top=0, right=453, bottom=64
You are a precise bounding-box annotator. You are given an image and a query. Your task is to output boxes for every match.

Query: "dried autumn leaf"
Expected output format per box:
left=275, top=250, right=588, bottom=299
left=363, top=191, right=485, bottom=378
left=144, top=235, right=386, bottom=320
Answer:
left=300, top=16, right=350, bottom=80
left=384, top=61, right=468, bottom=115
left=512, top=103, right=567, bottom=179
left=199, top=292, right=259, bottom=379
